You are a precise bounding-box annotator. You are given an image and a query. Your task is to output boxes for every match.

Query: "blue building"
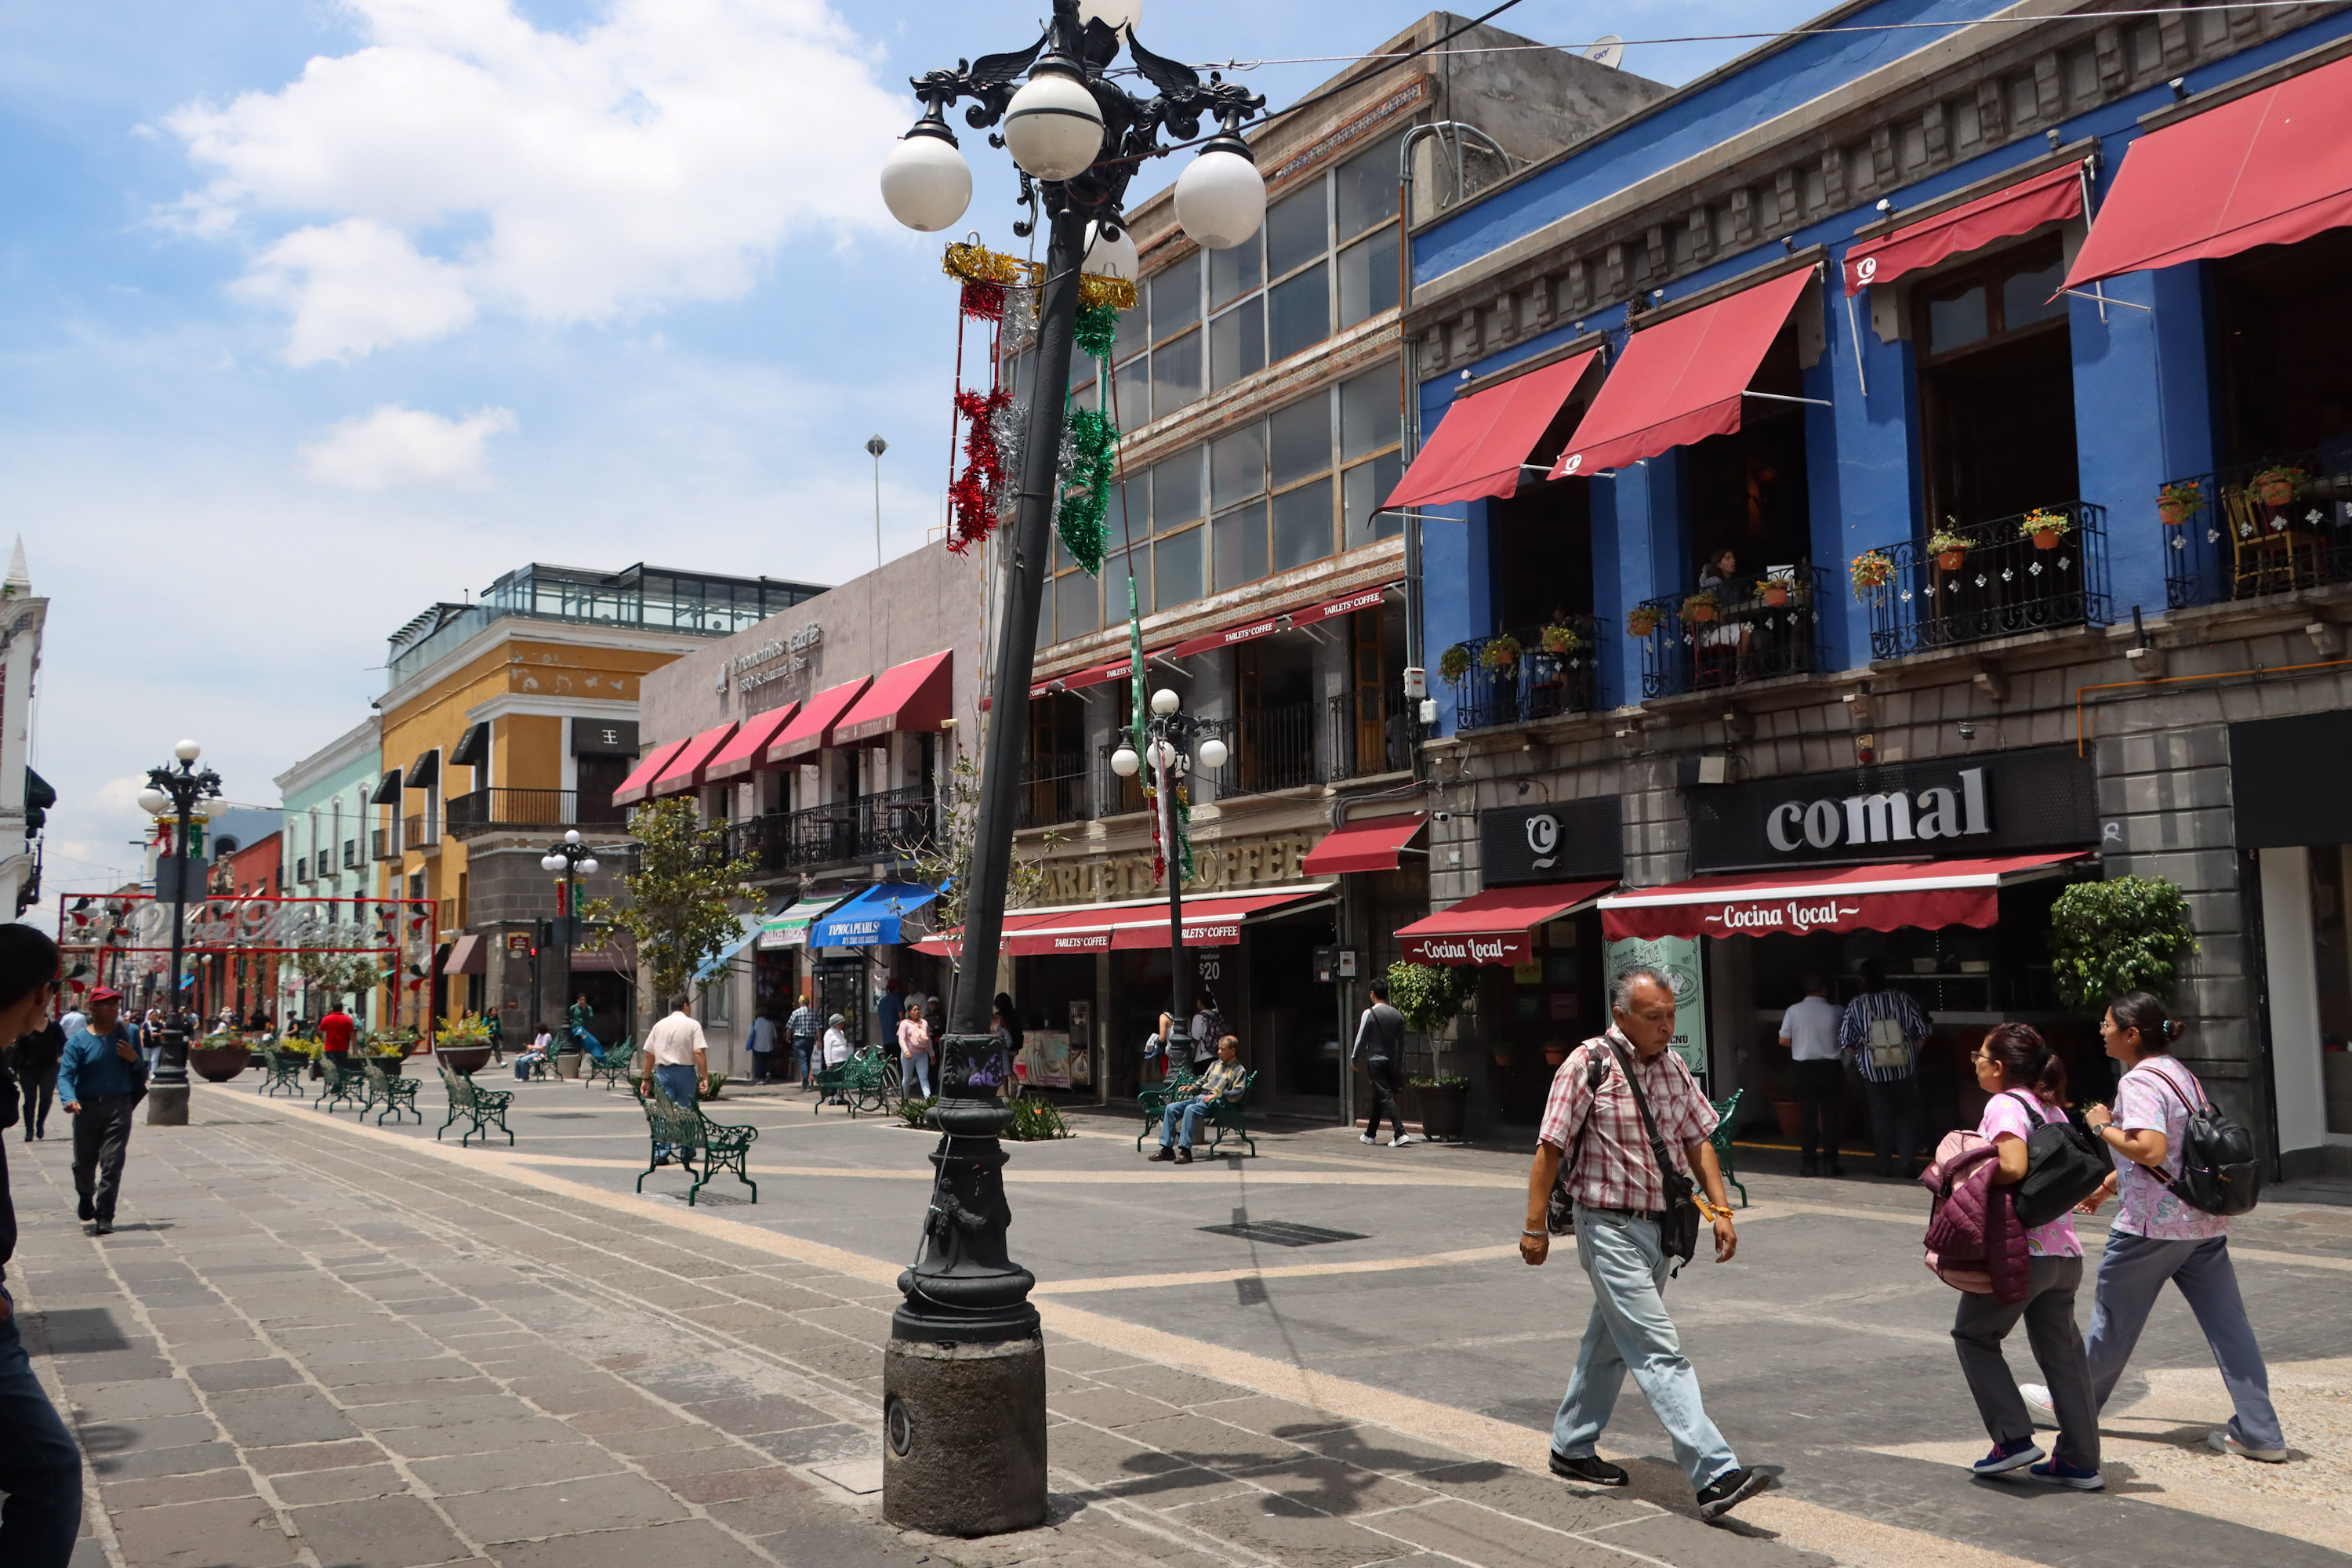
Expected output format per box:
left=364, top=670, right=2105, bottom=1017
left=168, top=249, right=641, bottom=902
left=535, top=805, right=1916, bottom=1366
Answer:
left=1392, top=2, right=2352, bottom=1162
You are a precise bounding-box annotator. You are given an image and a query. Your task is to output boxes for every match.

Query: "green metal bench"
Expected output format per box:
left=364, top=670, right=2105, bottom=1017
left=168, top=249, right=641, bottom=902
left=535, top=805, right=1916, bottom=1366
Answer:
left=636, top=1082, right=757, bottom=1205
left=1708, top=1088, right=1748, bottom=1209
left=1138, top=1069, right=1258, bottom=1158
left=812, top=1047, right=894, bottom=1116
left=361, top=1056, right=422, bottom=1126
left=582, top=1034, right=636, bottom=1091
left=314, top=1053, right=368, bottom=1115
left=1134, top=1062, right=1198, bottom=1150
left=437, top=1060, right=514, bottom=1147
left=256, top=1046, right=307, bottom=1098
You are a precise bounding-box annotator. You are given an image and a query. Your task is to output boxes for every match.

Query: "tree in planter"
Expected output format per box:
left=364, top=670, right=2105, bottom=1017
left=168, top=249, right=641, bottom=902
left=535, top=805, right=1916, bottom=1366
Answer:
left=579, top=797, right=759, bottom=1007
left=2048, top=875, right=2199, bottom=1010
left=1385, top=960, right=1479, bottom=1076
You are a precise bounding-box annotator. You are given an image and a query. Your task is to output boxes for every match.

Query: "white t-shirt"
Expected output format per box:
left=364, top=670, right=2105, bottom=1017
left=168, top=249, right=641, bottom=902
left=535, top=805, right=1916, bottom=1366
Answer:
left=822, top=1027, right=852, bottom=1066
left=1779, top=995, right=1843, bottom=1062
left=644, top=1011, right=706, bottom=1067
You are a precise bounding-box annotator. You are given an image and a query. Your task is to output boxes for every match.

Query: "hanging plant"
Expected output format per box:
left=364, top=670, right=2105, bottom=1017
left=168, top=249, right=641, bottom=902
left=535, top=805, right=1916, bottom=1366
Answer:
left=2251, top=464, right=2308, bottom=510
left=1849, top=550, right=1894, bottom=598
left=1481, top=632, right=1523, bottom=671
left=2021, top=508, right=2072, bottom=549
left=1757, top=575, right=1791, bottom=607
left=1438, top=644, right=1474, bottom=685
left=1540, top=623, right=1581, bottom=655
left=1625, top=605, right=1662, bottom=638
left=1682, top=589, right=1719, bottom=623
left=1927, top=522, right=1971, bottom=571
left=2156, top=479, right=2204, bottom=527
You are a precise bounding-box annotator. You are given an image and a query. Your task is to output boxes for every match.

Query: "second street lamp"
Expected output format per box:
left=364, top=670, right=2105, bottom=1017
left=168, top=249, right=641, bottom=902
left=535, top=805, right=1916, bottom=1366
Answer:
left=1110, top=690, right=1226, bottom=1073
left=877, top=0, right=1264, bottom=1537
left=539, top=830, right=600, bottom=1059
left=137, top=739, right=224, bottom=1127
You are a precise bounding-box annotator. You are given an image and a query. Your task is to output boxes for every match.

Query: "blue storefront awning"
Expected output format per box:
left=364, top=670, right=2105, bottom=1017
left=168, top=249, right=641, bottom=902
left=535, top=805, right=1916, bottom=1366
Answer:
left=695, top=909, right=771, bottom=982
left=809, top=882, right=942, bottom=949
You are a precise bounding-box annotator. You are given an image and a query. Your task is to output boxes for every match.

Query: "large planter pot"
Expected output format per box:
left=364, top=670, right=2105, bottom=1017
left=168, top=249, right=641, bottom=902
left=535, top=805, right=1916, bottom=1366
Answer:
left=1935, top=549, right=1967, bottom=572
left=1771, top=1098, right=1802, bottom=1140
left=1410, top=1083, right=1468, bottom=1142
left=1762, top=584, right=1790, bottom=607
left=189, top=1045, right=250, bottom=1083
left=2031, top=528, right=2061, bottom=550
left=557, top=1052, right=582, bottom=1080
left=437, top=1044, right=493, bottom=1076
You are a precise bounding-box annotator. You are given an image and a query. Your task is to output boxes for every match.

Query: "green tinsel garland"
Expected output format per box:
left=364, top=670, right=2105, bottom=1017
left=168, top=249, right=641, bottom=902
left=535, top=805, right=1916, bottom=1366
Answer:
left=1073, top=303, right=1120, bottom=362
left=1056, top=406, right=1116, bottom=575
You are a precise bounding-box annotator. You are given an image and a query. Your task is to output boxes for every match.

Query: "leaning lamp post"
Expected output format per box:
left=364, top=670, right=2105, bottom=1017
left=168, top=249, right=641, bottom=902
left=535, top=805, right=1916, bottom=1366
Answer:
left=136, top=740, right=225, bottom=1127
left=877, top=0, right=1263, bottom=1537
left=1110, top=690, right=1226, bottom=1072
left=539, top=830, right=601, bottom=1048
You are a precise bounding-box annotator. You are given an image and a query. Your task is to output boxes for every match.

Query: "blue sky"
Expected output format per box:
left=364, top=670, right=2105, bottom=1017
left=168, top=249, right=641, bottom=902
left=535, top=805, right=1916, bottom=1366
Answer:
left=2, top=0, right=1824, bottom=914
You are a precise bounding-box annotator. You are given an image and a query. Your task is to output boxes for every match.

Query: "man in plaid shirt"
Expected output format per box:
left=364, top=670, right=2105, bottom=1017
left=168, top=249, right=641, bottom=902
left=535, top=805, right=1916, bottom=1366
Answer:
left=1147, top=1036, right=1245, bottom=1164
left=1518, top=967, right=1767, bottom=1521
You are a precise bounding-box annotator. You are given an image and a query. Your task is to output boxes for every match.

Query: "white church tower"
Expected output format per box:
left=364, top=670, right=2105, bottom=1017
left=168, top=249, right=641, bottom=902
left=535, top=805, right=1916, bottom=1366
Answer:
left=0, top=538, right=52, bottom=916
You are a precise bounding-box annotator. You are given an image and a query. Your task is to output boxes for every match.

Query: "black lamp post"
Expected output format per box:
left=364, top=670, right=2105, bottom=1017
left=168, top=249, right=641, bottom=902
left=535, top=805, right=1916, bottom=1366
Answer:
left=877, top=0, right=1264, bottom=1537
left=136, top=740, right=223, bottom=1127
left=539, top=830, right=601, bottom=1050
left=1110, top=691, right=1228, bottom=1070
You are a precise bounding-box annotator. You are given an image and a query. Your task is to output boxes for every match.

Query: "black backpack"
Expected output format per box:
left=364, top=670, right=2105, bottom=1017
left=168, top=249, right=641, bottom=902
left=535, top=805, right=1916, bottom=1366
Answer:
left=2003, top=1092, right=2112, bottom=1229
left=2139, top=1063, right=2261, bottom=1217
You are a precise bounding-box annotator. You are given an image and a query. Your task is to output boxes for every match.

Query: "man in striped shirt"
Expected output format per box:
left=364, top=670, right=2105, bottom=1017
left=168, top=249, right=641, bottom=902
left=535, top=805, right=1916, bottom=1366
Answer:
left=1838, top=959, right=1934, bottom=1179
left=1517, top=967, right=1767, bottom=1521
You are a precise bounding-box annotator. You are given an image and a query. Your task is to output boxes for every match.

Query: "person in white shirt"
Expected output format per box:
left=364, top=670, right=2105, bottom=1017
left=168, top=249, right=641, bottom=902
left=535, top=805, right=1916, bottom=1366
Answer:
left=745, top=1008, right=779, bottom=1085
left=818, top=1014, right=852, bottom=1104
left=641, top=998, right=709, bottom=1165
left=1778, top=975, right=1846, bottom=1178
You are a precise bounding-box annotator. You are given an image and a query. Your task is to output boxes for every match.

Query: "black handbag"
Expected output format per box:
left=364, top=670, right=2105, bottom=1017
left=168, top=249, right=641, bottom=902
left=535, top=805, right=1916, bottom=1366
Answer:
left=1615, top=1044, right=1702, bottom=1271
left=2003, top=1091, right=2111, bottom=1228
left=1543, top=1046, right=1612, bottom=1236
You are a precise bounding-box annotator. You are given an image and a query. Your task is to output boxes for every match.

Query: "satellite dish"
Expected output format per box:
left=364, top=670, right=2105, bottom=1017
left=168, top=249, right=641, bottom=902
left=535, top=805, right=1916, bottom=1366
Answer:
left=1585, top=34, right=1624, bottom=70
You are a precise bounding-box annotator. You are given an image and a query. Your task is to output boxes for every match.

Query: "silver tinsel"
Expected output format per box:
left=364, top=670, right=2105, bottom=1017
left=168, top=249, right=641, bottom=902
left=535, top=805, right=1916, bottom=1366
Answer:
left=992, top=400, right=1077, bottom=523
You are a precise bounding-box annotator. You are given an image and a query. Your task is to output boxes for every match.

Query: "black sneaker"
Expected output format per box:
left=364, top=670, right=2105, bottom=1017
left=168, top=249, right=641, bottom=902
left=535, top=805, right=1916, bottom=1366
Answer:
left=1548, top=1451, right=1628, bottom=1486
left=93, top=1223, right=114, bottom=1237
left=76, top=1199, right=94, bottom=1222
left=1697, top=1467, right=1770, bottom=1520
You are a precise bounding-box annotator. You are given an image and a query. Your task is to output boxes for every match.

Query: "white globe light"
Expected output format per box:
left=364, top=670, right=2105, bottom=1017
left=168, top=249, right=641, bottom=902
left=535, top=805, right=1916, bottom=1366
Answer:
left=203, top=797, right=234, bottom=820
left=1174, top=142, right=1266, bottom=250
left=1197, top=737, right=1229, bottom=769
left=174, top=739, right=201, bottom=761
left=540, top=855, right=564, bottom=872
left=1149, top=739, right=1178, bottom=771
left=1083, top=220, right=1140, bottom=282
left=1002, top=62, right=1105, bottom=183
left=579, top=858, right=600, bottom=876
left=1079, top=0, right=1142, bottom=29
left=137, top=788, right=169, bottom=816
left=880, top=124, right=973, bottom=233
left=564, top=829, right=582, bottom=844
left=1110, top=746, right=1140, bottom=778
left=1150, top=687, right=1181, bottom=715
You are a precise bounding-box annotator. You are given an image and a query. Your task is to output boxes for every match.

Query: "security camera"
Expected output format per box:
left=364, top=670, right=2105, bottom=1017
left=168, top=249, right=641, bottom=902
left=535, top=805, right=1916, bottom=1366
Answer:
left=1432, top=811, right=1451, bottom=823
left=1958, top=721, right=1976, bottom=740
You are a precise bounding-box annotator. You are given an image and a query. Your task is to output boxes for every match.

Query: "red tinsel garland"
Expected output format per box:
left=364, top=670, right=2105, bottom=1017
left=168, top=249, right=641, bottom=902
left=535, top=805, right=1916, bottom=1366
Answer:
left=946, top=386, right=1013, bottom=554
left=959, top=280, right=1007, bottom=321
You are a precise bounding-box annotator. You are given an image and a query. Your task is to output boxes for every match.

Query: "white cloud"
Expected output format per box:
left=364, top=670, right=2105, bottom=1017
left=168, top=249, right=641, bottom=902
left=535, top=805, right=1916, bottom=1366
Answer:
left=301, top=403, right=517, bottom=488
left=168, top=0, right=908, bottom=362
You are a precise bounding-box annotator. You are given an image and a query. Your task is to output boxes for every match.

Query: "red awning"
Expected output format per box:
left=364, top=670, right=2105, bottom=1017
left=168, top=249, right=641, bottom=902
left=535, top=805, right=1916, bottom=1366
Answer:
left=1552, top=267, right=1817, bottom=477
left=1301, top=813, right=1427, bottom=876
left=1383, top=351, right=1601, bottom=510
left=835, top=651, right=953, bottom=743
left=648, top=720, right=739, bottom=798
left=1596, top=852, right=2087, bottom=942
left=441, top=934, right=485, bottom=975
left=1029, top=580, right=1401, bottom=699
left=765, top=677, right=873, bottom=764
left=2067, top=54, right=2352, bottom=291
left=1394, top=879, right=1617, bottom=966
left=612, top=739, right=691, bottom=808
left=705, top=702, right=800, bottom=783
left=1845, top=162, right=2085, bottom=295
left=914, top=887, right=1330, bottom=958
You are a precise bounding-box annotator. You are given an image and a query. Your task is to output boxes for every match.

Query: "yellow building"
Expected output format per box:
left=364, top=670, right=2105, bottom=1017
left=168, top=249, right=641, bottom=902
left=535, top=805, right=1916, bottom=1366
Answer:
left=370, top=563, right=823, bottom=1044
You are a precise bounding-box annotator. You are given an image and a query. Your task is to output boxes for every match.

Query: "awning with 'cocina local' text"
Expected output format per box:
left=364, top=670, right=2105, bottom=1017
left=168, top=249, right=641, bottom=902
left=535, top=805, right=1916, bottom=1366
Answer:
left=1393, top=880, right=1617, bottom=967
left=1595, top=852, right=2088, bottom=942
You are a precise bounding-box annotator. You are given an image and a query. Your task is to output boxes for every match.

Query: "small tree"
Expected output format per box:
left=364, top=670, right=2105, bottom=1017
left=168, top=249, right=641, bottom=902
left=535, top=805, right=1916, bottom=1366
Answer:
left=895, top=749, right=1060, bottom=975
left=2048, top=875, right=2199, bottom=1010
left=1385, top=960, right=1480, bottom=1079
left=579, top=797, right=758, bottom=1005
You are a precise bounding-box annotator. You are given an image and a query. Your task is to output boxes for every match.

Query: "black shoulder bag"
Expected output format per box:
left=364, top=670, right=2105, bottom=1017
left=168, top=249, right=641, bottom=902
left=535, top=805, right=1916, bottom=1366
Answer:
left=1542, top=1045, right=1612, bottom=1236
left=2140, top=1062, right=2261, bottom=1217
left=2003, top=1091, right=2110, bottom=1228
left=1615, top=1044, right=1704, bottom=1272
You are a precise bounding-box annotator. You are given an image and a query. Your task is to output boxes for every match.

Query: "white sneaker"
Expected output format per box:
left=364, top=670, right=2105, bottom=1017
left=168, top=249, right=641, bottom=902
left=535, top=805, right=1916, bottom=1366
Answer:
left=2020, top=1382, right=2056, bottom=1428
left=1360, top=1133, right=1377, bottom=1144
left=1390, top=1133, right=1417, bottom=1147
left=2209, top=1429, right=2288, bottom=1463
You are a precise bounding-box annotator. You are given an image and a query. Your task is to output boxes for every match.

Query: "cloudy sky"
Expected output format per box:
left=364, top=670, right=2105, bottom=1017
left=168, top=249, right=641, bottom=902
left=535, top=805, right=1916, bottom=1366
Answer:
left=2, top=0, right=1823, bottom=916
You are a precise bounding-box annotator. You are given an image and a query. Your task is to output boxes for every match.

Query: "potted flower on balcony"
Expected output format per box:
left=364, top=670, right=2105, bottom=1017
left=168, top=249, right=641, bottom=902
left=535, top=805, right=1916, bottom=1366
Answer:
left=1540, top=623, right=1581, bottom=655
left=1758, top=574, right=1791, bottom=607
left=2252, top=464, right=2307, bottom=510
left=1682, top=589, right=1719, bottom=624
left=1480, top=632, right=1523, bottom=673
left=1624, top=605, right=1662, bottom=638
left=1927, top=521, right=1971, bottom=572
left=1437, top=644, right=1473, bottom=686
left=2021, top=508, right=2071, bottom=550
left=2156, top=480, right=2204, bottom=527
left=1849, top=549, right=1893, bottom=598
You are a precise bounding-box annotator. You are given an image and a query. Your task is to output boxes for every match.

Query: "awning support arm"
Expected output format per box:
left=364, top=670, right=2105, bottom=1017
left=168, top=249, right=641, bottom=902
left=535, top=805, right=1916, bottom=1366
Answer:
left=1741, top=390, right=1834, bottom=408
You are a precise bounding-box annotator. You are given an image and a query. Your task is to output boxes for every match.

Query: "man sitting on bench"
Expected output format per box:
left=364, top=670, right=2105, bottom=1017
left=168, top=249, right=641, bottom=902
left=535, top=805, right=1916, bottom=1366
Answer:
left=1148, top=1034, right=1243, bottom=1165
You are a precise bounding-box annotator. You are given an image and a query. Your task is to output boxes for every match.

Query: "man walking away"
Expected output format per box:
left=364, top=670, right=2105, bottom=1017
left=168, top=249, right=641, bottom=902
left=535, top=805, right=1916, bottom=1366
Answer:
left=1779, top=975, right=1846, bottom=1177
left=1519, top=967, right=1768, bottom=1521
left=876, top=978, right=904, bottom=1058
left=787, top=991, right=820, bottom=1090
left=0, top=924, right=83, bottom=1565
left=746, top=1006, right=779, bottom=1086
left=1189, top=989, right=1225, bottom=1070
left=1840, top=959, right=1933, bottom=1178
left=318, top=1001, right=356, bottom=1076
left=641, top=998, right=708, bottom=1166
left=60, top=988, right=146, bottom=1236
left=1352, top=978, right=1414, bottom=1148
left=13, top=1016, right=64, bottom=1142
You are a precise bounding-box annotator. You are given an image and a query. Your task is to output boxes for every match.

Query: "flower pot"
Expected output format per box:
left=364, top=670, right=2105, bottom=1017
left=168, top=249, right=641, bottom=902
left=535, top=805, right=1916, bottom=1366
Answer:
left=2158, top=499, right=2187, bottom=526
left=1936, top=549, right=1967, bottom=572
left=1543, top=1045, right=1570, bottom=1067
left=1762, top=584, right=1789, bottom=607
left=1685, top=604, right=1718, bottom=624
left=2259, top=479, right=2294, bottom=507
left=189, top=1045, right=250, bottom=1083
left=437, top=1044, right=493, bottom=1076
left=1409, top=1082, right=1468, bottom=1141
left=2031, top=528, right=2060, bottom=550
left=1772, top=1098, right=1802, bottom=1140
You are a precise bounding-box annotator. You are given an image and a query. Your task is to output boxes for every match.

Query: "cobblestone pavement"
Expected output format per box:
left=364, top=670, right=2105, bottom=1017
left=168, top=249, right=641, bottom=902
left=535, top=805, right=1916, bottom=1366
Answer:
left=6, top=1073, right=2350, bottom=1567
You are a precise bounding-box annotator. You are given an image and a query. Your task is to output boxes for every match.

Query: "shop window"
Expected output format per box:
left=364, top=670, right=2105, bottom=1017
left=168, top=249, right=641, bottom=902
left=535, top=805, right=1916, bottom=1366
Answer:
left=1915, top=237, right=2079, bottom=527
left=1683, top=324, right=1814, bottom=581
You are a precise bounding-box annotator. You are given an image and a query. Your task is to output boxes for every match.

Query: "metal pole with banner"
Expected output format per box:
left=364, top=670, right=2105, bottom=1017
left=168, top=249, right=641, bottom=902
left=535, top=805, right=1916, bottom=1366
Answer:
left=1604, top=934, right=1708, bottom=1082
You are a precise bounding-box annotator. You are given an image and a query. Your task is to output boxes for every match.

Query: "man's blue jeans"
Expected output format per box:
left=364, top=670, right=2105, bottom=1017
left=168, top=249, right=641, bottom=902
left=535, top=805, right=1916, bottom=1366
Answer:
left=1553, top=1204, right=1739, bottom=1491
left=652, top=1064, right=699, bottom=1161
left=1158, top=1098, right=1214, bottom=1150
left=793, top=1039, right=815, bottom=1085
left=0, top=1292, right=82, bottom=1566
left=2086, top=1232, right=2283, bottom=1450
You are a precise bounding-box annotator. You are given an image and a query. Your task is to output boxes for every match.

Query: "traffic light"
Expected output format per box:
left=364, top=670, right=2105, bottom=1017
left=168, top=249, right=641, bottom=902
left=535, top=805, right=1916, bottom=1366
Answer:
left=23, top=768, right=53, bottom=840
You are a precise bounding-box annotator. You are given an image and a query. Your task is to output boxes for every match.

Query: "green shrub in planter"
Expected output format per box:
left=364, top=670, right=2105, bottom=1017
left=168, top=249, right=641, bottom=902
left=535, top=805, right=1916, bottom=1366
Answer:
left=1005, top=1097, right=1072, bottom=1141
left=2048, top=875, right=2198, bottom=1010
left=1385, top=962, right=1478, bottom=1036
left=898, top=1096, right=937, bottom=1128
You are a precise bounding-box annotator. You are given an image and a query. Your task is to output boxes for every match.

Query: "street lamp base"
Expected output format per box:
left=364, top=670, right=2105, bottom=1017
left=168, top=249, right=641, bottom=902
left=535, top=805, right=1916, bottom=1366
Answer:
left=145, top=1084, right=190, bottom=1127
left=881, top=1334, right=1047, bottom=1536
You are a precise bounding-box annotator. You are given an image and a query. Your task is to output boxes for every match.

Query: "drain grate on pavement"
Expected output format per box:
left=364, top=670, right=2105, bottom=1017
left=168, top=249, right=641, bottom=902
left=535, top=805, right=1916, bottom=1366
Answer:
left=1198, top=1220, right=1367, bottom=1248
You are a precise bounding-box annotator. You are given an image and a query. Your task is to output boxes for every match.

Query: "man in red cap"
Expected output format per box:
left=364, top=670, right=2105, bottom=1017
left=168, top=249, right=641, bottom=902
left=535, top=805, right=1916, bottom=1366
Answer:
left=59, top=987, right=146, bottom=1237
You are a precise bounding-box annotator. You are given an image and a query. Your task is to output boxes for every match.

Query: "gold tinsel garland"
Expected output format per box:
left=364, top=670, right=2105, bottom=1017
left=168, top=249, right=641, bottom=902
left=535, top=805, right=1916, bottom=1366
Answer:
left=941, top=241, right=1135, bottom=312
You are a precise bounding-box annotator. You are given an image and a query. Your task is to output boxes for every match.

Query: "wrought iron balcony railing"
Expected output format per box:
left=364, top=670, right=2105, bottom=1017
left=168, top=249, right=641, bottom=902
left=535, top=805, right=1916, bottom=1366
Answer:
left=1631, top=566, right=1831, bottom=698
left=1444, top=618, right=1604, bottom=732
left=1016, top=753, right=1091, bottom=830
left=1327, top=688, right=1420, bottom=779
left=726, top=787, right=935, bottom=875
left=1220, top=701, right=1319, bottom=798
left=444, top=787, right=620, bottom=837
left=1862, top=503, right=2111, bottom=659
left=2158, top=452, right=2352, bottom=609
left=370, top=828, right=399, bottom=862
left=401, top=811, right=440, bottom=849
